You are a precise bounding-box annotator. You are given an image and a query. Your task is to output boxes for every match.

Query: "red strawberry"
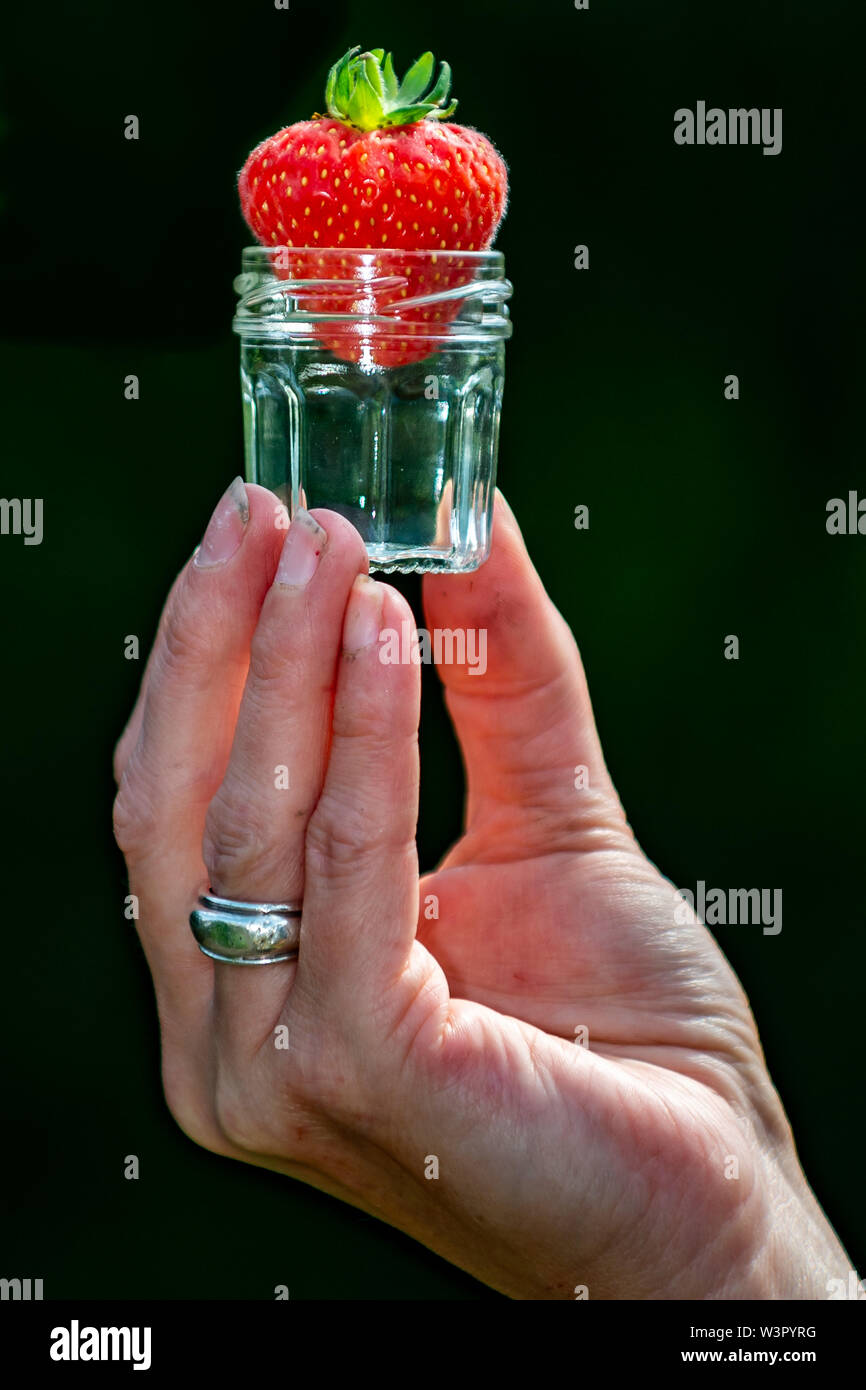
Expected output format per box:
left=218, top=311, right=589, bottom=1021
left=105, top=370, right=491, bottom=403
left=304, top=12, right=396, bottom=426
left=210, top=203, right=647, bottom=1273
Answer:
left=238, top=47, right=508, bottom=367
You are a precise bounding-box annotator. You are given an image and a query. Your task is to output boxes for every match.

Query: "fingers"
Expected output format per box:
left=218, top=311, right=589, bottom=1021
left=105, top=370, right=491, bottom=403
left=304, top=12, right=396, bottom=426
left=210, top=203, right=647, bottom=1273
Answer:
left=296, top=576, right=422, bottom=1017
left=112, top=479, right=286, bottom=1010
left=421, top=491, right=619, bottom=831
left=201, top=508, right=368, bottom=1036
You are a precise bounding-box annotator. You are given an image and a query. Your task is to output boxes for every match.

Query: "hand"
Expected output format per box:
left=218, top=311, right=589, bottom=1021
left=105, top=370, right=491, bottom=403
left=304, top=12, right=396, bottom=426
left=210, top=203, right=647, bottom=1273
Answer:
left=113, top=480, right=852, bottom=1299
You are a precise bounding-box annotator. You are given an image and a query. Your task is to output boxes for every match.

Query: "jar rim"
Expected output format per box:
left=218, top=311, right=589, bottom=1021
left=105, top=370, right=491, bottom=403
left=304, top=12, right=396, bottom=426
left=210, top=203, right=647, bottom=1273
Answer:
left=234, top=244, right=511, bottom=344
left=241, top=243, right=505, bottom=269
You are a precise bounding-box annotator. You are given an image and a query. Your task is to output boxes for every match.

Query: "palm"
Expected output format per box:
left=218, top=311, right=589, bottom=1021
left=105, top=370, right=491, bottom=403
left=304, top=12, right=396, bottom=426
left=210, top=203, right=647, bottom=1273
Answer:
left=420, top=812, right=757, bottom=1078
left=407, top=795, right=789, bottom=1301
left=403, top=811, right=776, bottom=1301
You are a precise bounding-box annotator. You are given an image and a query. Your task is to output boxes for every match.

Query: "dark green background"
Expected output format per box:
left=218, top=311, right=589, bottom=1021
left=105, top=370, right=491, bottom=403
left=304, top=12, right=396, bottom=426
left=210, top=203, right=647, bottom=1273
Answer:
left=1, top=0, right=863, bottom=1298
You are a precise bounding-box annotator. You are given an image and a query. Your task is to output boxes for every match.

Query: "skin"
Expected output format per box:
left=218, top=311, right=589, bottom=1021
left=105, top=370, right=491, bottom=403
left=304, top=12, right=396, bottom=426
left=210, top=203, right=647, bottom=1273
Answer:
left=113, top=484, right=854, bottom=1300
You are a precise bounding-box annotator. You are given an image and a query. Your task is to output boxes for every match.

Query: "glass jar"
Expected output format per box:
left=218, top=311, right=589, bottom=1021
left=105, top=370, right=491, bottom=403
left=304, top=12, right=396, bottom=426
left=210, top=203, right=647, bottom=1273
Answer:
left=233, top=246, right=512, bottom=573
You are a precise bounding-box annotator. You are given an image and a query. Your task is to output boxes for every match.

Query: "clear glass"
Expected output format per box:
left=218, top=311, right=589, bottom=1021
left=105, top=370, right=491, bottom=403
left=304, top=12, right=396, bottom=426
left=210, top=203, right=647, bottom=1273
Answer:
left=233, top=247, right=512, bottom=573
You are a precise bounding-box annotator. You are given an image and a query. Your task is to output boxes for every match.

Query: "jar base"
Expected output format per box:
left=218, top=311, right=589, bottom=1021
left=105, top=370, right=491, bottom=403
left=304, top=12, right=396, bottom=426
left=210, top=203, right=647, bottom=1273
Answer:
left=366, top=543, right=486, bottom=575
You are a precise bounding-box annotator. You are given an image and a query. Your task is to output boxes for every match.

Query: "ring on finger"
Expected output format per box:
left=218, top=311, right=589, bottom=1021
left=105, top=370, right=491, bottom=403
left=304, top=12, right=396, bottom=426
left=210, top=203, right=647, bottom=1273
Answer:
left=189, top=890, right=302, bottom=965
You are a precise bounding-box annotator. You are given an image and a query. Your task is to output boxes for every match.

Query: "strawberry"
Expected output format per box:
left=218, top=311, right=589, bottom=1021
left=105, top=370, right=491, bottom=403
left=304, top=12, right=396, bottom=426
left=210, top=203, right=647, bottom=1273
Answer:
left=238, top=47, right=508, bottom=366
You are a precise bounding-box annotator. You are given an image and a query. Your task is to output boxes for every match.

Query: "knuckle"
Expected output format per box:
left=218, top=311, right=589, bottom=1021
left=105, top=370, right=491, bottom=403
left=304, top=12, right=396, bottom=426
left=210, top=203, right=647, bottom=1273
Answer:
left=248, top=621, right=299, bottom=688
left=202, top=787, right=274, bottom=889
left=305, top=799, right=414, bottom=877
left=304, top=805, right=373, bottom=870
left=155, top=588, right=213, bottom=678
left=331, top=700, right=394, bottom=746
left=112, top=770, right=158, bottom=858
left=112, top=732, right=132, bottom=789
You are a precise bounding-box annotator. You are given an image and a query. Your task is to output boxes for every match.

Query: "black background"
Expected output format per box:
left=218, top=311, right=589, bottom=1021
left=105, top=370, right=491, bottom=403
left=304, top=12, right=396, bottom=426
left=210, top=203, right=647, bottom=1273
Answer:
left=1, top=0, right=863, bottom=1298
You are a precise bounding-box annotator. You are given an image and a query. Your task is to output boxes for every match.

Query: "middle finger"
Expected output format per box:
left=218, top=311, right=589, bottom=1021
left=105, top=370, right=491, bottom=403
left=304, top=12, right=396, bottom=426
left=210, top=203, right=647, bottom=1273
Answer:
left=202, top=507, right=367, bottom=1038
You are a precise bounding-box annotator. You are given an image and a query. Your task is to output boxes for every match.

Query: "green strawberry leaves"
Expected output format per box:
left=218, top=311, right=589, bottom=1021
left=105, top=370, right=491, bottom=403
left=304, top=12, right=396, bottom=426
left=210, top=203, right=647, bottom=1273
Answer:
left=346, top=70, right=382, bottom=129
left=396, top=52, right=434, bottom=105
left=324, top=46, right=458, bottom=130
left=382, top=51, right=399, bottom=102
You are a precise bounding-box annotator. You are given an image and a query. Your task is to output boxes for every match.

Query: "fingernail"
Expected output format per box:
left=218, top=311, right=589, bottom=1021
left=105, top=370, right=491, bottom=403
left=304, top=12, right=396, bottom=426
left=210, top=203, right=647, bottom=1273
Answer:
left=275, top=510, right=327, bottom=588
left=194, top=478, right=249, bottom=568
left=343, top=574, right=384, bottom=653
left=495, top=488, right=516, bottom=520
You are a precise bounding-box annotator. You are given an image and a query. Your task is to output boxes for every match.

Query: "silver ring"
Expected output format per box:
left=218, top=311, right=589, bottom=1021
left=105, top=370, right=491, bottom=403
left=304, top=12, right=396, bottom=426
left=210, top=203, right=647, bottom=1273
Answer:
left=189, top=891, right=302, bottom=965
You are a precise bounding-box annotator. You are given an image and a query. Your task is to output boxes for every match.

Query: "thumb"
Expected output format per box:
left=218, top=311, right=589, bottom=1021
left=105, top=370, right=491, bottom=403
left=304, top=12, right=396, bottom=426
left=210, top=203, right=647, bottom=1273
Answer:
left=422, top=492, right=620, bottom=826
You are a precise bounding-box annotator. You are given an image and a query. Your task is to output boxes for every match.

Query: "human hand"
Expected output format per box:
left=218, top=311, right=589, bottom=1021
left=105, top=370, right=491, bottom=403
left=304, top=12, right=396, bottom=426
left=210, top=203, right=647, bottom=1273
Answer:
left=113, top=480, right=852, bottom=1299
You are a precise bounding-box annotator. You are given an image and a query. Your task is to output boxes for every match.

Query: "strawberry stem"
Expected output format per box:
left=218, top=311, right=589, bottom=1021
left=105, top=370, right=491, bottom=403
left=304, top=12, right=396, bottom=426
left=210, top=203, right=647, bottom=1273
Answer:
left=324, top=47, right=458, bottom=131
